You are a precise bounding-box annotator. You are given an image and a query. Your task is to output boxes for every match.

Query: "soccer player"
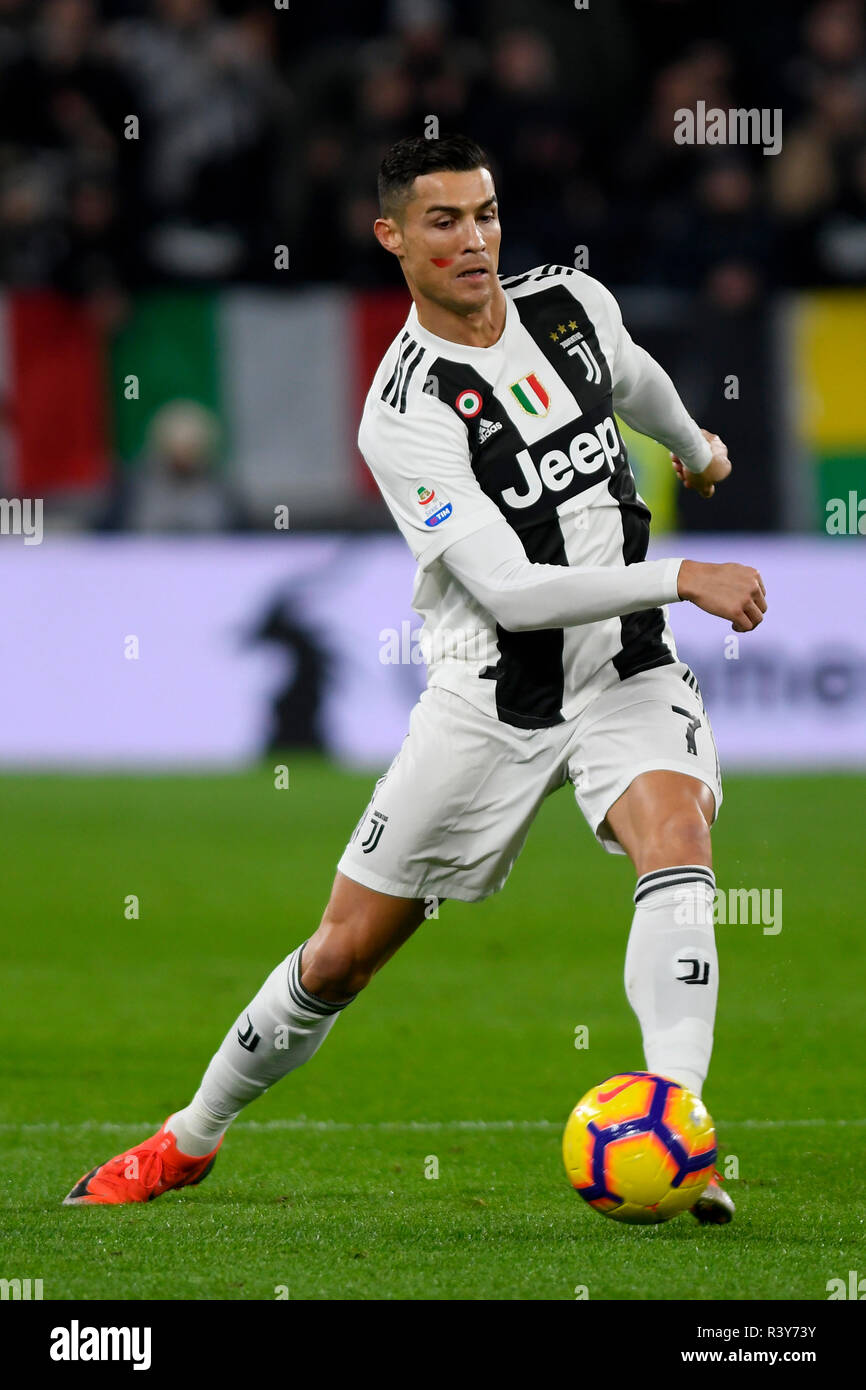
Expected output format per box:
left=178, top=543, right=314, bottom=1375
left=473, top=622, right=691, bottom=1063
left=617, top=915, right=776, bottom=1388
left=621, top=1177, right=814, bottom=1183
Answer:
left=65, top=135, right=765, bottom=1221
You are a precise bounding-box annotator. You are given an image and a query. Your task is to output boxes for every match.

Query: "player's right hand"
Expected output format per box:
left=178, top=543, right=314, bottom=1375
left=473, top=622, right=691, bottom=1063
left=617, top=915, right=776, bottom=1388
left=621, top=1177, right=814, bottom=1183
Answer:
left=677, top=560, right=767, bottom=631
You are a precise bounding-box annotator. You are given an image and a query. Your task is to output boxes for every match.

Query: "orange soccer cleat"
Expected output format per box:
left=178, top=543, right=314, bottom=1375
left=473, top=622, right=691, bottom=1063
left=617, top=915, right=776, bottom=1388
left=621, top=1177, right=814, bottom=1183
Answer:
left=63, top=1119, right=222, bottom=1206
left=690, top=1167, right=735, bottom=1224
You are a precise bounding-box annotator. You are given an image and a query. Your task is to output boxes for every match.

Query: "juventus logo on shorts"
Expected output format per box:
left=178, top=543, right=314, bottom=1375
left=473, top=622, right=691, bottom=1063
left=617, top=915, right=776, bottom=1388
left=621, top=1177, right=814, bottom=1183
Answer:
left=359, top=811, right=388, bottom=854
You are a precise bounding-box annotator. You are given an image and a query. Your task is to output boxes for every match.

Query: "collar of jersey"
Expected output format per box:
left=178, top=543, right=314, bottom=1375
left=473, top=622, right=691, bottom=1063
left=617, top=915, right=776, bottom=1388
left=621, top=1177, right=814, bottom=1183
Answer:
left=407, top=291, right=515, bottom=359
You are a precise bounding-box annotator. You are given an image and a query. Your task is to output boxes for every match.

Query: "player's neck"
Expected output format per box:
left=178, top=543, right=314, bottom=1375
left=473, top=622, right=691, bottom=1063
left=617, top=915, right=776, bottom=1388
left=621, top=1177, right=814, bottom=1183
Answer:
left=412, top=283, right=508, bottom=349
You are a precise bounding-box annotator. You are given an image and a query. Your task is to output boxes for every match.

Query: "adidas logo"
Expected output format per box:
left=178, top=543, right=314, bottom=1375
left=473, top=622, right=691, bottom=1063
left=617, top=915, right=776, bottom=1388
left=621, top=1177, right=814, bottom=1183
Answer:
left=478, top=417, right=502, bottom=445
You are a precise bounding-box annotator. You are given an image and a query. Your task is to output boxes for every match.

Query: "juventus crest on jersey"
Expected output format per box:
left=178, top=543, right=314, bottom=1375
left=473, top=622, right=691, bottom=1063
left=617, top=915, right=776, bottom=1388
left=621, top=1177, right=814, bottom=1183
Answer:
left=358, top=264, right=680, bottom=729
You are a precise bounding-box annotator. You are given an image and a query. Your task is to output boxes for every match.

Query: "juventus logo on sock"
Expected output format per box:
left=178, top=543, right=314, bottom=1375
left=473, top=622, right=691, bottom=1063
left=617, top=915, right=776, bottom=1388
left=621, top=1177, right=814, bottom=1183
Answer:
left=676, top=957, right=711, bottom=985
left=236, top=1013, right=261, bottom=1052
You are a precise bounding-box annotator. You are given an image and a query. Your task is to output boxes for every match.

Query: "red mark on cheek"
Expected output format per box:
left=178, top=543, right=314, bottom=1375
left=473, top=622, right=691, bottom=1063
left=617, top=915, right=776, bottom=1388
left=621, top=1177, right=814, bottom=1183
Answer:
left=431, top=257, right=454, bottom=267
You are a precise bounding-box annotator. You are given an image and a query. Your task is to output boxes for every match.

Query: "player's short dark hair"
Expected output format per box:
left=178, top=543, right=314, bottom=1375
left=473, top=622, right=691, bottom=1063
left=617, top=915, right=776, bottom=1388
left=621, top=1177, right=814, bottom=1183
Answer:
left=377, top=134, right=493, bottom=220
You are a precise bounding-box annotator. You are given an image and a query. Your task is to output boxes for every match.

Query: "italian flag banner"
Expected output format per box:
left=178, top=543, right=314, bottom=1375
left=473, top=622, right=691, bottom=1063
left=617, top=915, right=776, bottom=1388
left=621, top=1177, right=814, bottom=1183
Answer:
left=1, top=285, right=410, bottom=513
left=0, top=291, right=110, bottom=494
left=108, top=287, right=411, bottom=512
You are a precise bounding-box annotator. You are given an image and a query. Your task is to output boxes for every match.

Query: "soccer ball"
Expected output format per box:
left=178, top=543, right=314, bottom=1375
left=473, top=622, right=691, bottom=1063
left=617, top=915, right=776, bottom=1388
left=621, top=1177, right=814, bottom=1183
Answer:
left=562, top=1071, right=717, bottom=1224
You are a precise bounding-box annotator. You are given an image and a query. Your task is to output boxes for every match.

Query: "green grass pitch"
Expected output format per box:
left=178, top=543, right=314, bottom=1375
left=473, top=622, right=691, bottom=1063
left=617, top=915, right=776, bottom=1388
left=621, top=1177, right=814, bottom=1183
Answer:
left=1, top=762, right=863, bottom=1301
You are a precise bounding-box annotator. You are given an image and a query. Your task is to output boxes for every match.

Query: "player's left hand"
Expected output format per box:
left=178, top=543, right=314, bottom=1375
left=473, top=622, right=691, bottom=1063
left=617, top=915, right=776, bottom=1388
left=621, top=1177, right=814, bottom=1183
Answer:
left=672, top=429, right=731, bottom=499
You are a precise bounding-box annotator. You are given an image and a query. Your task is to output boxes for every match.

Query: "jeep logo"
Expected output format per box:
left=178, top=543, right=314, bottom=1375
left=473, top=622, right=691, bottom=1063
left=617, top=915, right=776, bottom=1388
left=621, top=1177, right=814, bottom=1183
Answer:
left=501, top=415, right=622, bottom=510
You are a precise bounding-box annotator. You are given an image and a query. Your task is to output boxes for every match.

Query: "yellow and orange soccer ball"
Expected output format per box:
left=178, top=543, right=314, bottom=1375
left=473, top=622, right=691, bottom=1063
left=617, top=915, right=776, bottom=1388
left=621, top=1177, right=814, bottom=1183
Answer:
left=562, top=1071, right=717, bottom=1224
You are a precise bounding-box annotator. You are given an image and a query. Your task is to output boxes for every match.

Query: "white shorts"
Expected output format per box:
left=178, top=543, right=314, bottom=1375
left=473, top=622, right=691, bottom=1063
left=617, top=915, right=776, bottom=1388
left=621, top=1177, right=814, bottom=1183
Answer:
left=337, top=661, right=722, bottom=903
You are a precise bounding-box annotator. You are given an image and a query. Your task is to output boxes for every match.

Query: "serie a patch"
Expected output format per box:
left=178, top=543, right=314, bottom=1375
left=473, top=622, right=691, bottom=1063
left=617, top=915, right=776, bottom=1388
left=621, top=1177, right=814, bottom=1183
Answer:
left=410, top=480, right=453, bottom=527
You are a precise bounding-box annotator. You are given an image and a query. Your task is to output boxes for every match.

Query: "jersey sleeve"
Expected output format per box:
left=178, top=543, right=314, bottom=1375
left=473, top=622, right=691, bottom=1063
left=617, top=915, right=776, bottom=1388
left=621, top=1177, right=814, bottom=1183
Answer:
left=575, top=274, right=712, bottom=473
left=358, top=390, right=506, bottom=568
left=441, top=514, right=683, bottom=632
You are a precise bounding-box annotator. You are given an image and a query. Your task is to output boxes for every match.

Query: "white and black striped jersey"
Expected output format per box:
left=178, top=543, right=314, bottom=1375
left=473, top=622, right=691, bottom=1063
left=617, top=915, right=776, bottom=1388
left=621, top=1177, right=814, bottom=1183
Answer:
left=357, top=264, right=708, bottom=729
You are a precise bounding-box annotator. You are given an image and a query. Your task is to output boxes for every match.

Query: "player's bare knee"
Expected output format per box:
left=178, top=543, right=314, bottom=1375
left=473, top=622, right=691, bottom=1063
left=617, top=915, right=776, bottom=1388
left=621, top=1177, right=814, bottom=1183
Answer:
left=643, top=807, right=711, bottom=872
left=300, top=902, right=388, bottom=997
left=300, top=929, right=375, bottom=999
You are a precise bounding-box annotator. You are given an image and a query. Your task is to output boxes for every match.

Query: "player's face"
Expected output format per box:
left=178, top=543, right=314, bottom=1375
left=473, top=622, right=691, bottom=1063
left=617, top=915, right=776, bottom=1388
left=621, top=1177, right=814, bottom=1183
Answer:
left=396, top=167, right=501, bottom=313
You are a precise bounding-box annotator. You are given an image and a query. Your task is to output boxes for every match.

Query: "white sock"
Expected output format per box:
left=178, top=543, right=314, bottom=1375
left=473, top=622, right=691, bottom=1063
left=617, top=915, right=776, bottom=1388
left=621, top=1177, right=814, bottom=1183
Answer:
left=624, top=865, right=718, bottom=1098
left=167, top=942, right=354, bottom=1156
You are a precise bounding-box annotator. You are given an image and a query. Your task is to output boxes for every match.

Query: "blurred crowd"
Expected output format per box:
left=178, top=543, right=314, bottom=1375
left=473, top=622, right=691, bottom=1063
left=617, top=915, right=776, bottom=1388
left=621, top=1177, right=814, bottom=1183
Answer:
left=1, top=0, right=865, bottom=317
